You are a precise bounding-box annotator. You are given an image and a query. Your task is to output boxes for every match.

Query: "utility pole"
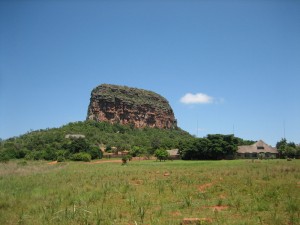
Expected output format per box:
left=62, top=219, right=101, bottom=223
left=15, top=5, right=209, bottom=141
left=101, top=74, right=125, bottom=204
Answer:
left=283, top=120, right=286, bottom=139
left=197, top=120, right=198, bottom=137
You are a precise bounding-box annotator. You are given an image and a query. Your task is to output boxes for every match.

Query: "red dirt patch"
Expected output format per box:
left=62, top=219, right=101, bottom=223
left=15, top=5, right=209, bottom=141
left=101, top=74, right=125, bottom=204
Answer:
left=198, top=183, right=213, bottom=192
left=204, top=205, right=229, bottom=211
left=170, top=211, right=182, bottom=216
left=47, top=161, right=58, bottom=165
left=131, top=179, right=143, bottom=185
left=89, top=160, right=121, bottom=164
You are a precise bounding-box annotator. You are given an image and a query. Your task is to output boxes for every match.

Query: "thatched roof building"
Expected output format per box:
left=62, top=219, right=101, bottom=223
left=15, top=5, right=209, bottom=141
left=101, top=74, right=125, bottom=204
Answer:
left=166, top=149, right=180, bottom=159
left=237, top=140, right=278, bottom=158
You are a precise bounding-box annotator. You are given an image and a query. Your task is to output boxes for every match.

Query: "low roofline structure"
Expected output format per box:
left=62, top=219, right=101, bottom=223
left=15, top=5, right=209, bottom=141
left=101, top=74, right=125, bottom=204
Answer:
left=237, top=140, right=278, bottom=158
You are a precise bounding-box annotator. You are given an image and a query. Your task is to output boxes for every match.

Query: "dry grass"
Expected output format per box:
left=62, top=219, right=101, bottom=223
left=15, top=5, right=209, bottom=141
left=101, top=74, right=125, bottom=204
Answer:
left=0, top=159, right=299, bottom=224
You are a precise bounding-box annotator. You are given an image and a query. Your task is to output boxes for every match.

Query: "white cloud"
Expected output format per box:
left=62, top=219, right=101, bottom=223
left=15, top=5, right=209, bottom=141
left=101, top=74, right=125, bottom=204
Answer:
left=180, top=93, right=214, bottom=104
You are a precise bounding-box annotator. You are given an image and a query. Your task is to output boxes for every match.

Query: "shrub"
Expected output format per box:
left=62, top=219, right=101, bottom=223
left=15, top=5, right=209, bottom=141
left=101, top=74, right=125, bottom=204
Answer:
left=0, top=149, right=16, bottom=159
left=106, top=145, right=112, bottom=153
left=57, top=156, right=65, bottom=162
left=122, top=155, right=129, bottom=165
left=43, top=148, right=57, bottom=161
left=25, top=152, right=34, bottom=160
left=155, top=149, right=169, bottom=162
left=88, top=146, right=103, bottom=160
left=16, top=149, right=29, bottom=159
left=0, top=152, right=10, bottom=163
left=71, top=152, right=91, bottom=162
left=130, top=146, right=146, bottom=157
left=56, top=150, right=70, bottom=159
left=127, top=154, right=133, bottom=161
left=32, top=151, right=44, bottom=160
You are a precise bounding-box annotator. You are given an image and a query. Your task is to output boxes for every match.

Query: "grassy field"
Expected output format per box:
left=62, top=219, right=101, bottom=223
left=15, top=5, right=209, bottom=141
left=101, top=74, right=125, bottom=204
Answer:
left=0, top=159, right=299, bottom=225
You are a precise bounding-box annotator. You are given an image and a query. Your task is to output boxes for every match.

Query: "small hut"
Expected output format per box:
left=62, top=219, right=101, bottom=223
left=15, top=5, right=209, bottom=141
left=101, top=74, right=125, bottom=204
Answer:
left=166, top=149, right=180, bottom=160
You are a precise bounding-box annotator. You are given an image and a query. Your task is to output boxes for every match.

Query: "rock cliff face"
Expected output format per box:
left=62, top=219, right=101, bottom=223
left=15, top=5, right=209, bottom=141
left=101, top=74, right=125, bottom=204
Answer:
left=87, top=84, right=177, bottom=129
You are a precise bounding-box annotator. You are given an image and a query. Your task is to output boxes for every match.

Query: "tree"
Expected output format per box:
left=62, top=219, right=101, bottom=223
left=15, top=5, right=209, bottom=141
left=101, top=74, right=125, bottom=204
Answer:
left=207, top=134, right=237, bottom=159
left=67, top=138, right=91, bottom=154
left=285, top=146, right=297, bottom=158
left=179, top=134, right=241, bottom=160
left=155, top=149, right=169, bottom=162
left=88, top=146, right=103, bottom=160
left=276, top=138, right=297, bottom=158
left=122, top=155, right=130, bottom=165
left=72, top=152, right=91, bottom=162
left=0, top=151, right=10, bottom=163
left=296, top=145, right=300, bottom=158
left=129, top=146, right=146, bottom=157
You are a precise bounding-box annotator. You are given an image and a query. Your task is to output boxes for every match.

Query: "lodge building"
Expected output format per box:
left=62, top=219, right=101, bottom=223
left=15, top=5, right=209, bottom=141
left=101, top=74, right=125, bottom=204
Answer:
left=237, top=140, right=278, bottom=159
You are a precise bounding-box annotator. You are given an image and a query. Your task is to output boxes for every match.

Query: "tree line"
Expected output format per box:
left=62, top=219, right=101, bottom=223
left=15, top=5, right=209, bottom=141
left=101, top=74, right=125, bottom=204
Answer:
left=179, top=134, right=254, bottom=160
left=1, top=120, right=298, bottom=162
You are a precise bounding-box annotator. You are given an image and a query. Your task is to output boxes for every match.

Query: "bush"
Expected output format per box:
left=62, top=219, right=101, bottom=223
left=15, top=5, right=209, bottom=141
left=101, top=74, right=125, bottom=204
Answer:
left=25, top=152, right=34, bottom=160
left=155, top=149, right=169, bottom=162
left=43, top=148, right=57, bottom=161
left=57, top=156, right=65, bottom=162
left=0, top=149, right=16, bottom=159
left=56, top=150, right=70, bottom=159
left=71, top=152, right=91, bottom=162
left=106, top=145, right=112, bottom=153
left=0, top=152, right=10, bottom=163
left=32, top=151, right=44, bottom=160
left=16, top=149, right=29, bottom=159
left=88, top=146, right=103, bottom=160
left=122, top=155, right=128, bottom=165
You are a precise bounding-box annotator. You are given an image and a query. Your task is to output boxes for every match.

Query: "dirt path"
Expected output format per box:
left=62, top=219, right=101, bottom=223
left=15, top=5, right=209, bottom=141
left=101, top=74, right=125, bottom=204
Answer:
left=89, top=159, right=122, bottom=164
left=47, top=159, right=121, bottom=165
left=47, top=157, right=154, bottom=165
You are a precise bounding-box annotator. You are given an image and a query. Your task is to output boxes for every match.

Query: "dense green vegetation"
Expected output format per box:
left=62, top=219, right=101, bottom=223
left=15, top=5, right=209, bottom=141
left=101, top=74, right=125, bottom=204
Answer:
left=0, top=160, right=299, bottom=224
left=0, top=120, right=193, bottom=162
left=179, top=134, right=254, bottom=160
left=276, top=138, right=300, bottom=159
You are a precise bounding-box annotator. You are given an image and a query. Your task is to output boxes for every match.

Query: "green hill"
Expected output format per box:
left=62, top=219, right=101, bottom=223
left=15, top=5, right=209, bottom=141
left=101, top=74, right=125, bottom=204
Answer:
left=0, top=121, right=194, bottom=161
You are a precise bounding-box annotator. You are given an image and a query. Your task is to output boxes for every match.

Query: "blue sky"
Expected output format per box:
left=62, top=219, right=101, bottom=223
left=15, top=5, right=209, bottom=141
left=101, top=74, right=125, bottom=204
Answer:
left=1, top=0, right=299, bottom=146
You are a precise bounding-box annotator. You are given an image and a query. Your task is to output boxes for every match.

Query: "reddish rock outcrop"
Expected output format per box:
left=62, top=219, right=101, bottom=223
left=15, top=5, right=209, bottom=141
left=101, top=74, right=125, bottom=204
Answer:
left=86, top=84, right=177, bottom=129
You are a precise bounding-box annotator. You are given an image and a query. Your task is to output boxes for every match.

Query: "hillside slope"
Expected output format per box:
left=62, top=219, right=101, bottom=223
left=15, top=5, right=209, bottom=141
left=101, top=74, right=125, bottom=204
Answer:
left=0, top=121, right=194, bottom=160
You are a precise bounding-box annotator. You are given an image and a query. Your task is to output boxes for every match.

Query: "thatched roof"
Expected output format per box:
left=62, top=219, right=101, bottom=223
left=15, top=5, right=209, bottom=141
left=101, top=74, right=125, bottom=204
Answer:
left=166, top=149, right=179, bottom=156
left=238, top=140, right=278, bottom=154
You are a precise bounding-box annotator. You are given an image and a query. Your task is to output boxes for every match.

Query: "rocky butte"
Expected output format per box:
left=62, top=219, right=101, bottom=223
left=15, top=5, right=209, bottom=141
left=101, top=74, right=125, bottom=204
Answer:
left=86, top=84, right=177, bottom=129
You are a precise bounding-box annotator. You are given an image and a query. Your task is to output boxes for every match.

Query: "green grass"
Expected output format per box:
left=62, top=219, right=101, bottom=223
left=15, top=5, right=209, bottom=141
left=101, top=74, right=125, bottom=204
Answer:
left=0, top=159, right=299, bottom=225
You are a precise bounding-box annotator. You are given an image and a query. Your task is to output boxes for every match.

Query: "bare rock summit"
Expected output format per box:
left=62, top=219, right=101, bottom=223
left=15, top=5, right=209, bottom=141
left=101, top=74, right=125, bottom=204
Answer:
left=87, top=84, right=177, bottom=129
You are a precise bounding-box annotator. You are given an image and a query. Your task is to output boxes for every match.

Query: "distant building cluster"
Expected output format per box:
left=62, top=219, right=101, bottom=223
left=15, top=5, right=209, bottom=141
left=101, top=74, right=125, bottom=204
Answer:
left=65, top=134, right=85, bottom=139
